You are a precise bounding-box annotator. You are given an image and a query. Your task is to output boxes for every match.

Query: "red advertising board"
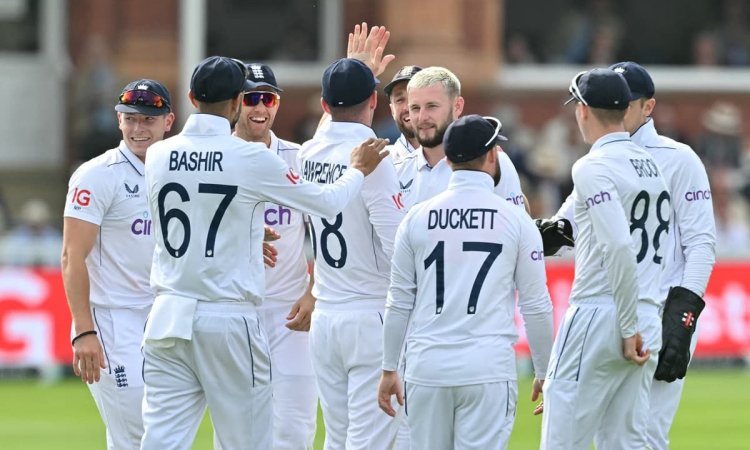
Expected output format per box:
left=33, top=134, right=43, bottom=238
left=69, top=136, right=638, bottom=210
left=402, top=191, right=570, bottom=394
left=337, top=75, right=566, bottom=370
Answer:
left=0, top=263, right=748, bottom=367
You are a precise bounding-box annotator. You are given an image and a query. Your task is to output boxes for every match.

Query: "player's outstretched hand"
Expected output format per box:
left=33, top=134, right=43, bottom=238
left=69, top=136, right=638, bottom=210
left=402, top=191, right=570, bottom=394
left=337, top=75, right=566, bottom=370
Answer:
left=535, top=217, right=574, bottom=256
left=347, top=22, right=396, bottom=77
left=531, top=378, right=544, bottom=415
left=72, top=333, right=106, bottom=384
left=622, top=332, right=650, bottom=366
left=350, top=138, right=389, bottom=176
left=286, top=291, right=315, bottom=331
left=264, top=225, right=280, bottom=242
left=377, top=370, right=404, bottom=417
left=263, top=242, right=278, bottom=268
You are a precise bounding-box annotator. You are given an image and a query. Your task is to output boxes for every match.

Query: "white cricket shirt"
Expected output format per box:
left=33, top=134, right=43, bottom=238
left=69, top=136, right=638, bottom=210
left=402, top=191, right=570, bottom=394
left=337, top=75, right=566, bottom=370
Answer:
left=631, top=119, right=716, bottom=297
left=394, top=147, right=526, bottom=211
left=383, top=170, right=554, bottom=385
left=143, top=114, right=364, bottom=342
left=385, top=134, right=417, bottom=163
left=569, top=132, right=670, bottom=338
left=298, top=121, right=405, bottom=307
left=261, top=132, right=309, bottom=304
left=63, top=142, right=154, bottom=308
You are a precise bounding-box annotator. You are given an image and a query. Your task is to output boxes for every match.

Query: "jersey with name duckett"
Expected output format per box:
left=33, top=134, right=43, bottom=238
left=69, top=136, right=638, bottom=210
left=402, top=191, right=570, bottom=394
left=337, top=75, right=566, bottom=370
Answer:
left=387, top=170, right=552, bottom=386
left=570, top=132, right=671, bottom=315
left=298, top=121, right=405, bottom=305
left=261, top=132, right=309, bottom=304
left=145, top=114, right=364, bottom=305
left=394, top=148, right=526, bottom=211
left=63, top=142, right=154, bottom=308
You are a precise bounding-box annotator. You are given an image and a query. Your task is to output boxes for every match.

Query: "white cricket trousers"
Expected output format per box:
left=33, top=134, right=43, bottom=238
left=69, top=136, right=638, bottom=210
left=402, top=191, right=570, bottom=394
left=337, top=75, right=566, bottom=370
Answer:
left=405, top=381, right=517, bottom=450
left=541, top=299, right=661, bottom=450
left=84, top=305, right=150, bottom=450
left=214, top=303, right=318, bottom=450
left=645, top=325, right=700, bottom=450
left=140, top=302, right=272, bottom=450
left=309, top=303, right=404, bottom=450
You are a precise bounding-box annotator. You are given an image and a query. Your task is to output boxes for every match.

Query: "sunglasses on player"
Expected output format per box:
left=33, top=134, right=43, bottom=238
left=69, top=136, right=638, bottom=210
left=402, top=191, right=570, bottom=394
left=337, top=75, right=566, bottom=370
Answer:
left=242, top=91, right=280, bottom=108
left=118, top=90, right=169, bottom=109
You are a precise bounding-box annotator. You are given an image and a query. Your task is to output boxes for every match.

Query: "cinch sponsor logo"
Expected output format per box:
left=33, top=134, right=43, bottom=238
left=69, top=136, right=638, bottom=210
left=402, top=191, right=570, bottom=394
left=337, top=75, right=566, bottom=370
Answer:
left=585, top=191, right=612, bottom=209
left=265, top=205, right=292, bottom=226
left=71, top=188, right=91, bottom=208
left=685, top=189, right=711, bottom=201
left=531, top=249, right=544, bottom=261
left=131, top=212, right=152, bottom=236
left=506, top=193, right=524, bottom=206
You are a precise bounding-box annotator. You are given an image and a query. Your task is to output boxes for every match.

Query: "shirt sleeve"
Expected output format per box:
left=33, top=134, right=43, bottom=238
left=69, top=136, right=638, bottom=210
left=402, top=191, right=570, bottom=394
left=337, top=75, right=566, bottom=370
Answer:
left=494, top=151, right=526, bottom=210
left=383, top=212, right=418, bottom=371
left=671, top=150, right=716, bottom=297
left=253, top=149, right=365, bottom=219
left=573, top=160, right=639, bottom=338
left=63, top=163, right=115, bottom=226
left=554, top=193, right=578, bottom=239
left=361, top=157, right=406, bottom=259
left=513, top=213, right=554, bottom=378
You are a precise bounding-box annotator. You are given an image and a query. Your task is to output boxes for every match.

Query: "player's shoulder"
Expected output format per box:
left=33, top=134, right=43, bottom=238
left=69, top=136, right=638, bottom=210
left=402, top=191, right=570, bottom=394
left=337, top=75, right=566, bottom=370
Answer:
left=276, top=136, right=302, bottom=152
left=72, top=147, right=129, bottom=180
left=647, top=135, right=705, bottom=169
left=394, top=151, right=418, bottom=171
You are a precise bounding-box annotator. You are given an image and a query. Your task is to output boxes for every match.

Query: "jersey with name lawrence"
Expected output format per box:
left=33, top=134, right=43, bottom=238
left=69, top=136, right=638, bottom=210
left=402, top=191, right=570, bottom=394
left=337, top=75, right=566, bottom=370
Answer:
left=631, top=119, right=716, bottom=297
left=145, top=114, right=364, bottom=304
left=388, top=171, right=551, bottom=385
left=298, top=121, right=405, bottom=305
left=570, top=132, right=671, bottom=319
left=262, top=132, right=309, bottom=305
left=63, top=142, right=154, bottom=308
left=394, top=148, right=526, bottom=211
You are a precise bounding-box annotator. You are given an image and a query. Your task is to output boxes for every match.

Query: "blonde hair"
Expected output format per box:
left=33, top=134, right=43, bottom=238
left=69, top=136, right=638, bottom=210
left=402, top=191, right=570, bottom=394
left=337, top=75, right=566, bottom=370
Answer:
left=407, top=66, right=461, bottom=99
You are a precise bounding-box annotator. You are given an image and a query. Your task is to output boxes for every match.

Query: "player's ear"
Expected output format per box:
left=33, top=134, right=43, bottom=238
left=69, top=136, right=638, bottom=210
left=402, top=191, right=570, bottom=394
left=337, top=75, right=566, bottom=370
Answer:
left=454, top=95, right=465, bottom=117
left=188, top=90, right=199, bottom=108
left=320, top=98, right=332, bottom=115
left=164, top=112, right=176, bottom=131
left=645, top=98, right=656, bottom=116
left=369, top=90, right=378, bottom=110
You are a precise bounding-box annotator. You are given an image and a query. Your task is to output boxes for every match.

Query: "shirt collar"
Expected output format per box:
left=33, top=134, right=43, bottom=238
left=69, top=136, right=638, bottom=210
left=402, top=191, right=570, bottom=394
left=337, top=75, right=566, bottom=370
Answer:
left=268, top=130, right=279, bottom=153
left=630, top=117, right=658, bottom=147
left=315, top=120, right=376, bottom=141
left=447, top=170, right=495, bottom=191
left=182, top=113, right=232, bottom=136
left=590, top=131, right=632, bottom=153
left=117, top=141, right=145, bottom=176
left=397, top=134, right=416, bottom=153
left=416, top=146, right=448, bottom=171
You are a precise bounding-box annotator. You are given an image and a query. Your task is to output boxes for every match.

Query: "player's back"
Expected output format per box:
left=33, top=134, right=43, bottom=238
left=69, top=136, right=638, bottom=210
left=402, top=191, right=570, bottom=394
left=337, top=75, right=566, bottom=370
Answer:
left=299, top=121, right=403, bottom=305
left=401, top=176, right=531, bottom=386
left=571, top=135, right=671, bottom=306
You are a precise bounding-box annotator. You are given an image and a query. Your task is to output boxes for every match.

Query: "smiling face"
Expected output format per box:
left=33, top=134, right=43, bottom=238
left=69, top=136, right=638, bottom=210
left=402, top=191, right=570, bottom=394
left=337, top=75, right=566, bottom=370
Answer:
left=117, top=112, right=174, bottom=160
left=389, top=82, right=414, bottom=139
left=408, top=83, right=463, bottom=149
left=234, top=86, right=280, bottom=147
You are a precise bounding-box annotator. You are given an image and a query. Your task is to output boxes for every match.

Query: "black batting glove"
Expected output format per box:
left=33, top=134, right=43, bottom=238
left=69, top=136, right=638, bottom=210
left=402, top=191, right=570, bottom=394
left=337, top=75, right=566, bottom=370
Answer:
left=654, top=286, right=706, bottom=382
left=535, top=218, right=575, bottom=257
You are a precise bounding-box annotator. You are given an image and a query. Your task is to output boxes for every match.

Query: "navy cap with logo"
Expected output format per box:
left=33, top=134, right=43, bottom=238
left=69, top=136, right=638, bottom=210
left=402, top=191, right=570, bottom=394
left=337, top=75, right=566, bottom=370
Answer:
left=383, top=65, right=423, bottom=97
left=321, top=58, right=379, bottom=107
left=609, top=61, right=655, bottom=100
left=564, top=68, right=631, bottom=110
left=190, top=56, right=255, bottom=103
left=444, top=114, right=508, bottom=163
left=115, top=79, right=172, bottom=116
left=245, top=62, right=283, bottom=92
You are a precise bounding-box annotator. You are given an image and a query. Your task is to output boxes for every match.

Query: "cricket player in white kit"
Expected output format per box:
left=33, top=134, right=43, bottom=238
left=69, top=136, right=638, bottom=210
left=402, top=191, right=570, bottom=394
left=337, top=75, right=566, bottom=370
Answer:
left=395, top=67, right=526, bottom=212
left=62, top=79, right=175, bottom=450
left=378, top=115, right=554, bottom=450
left=604, top=61, right=716, bottom=450
left=228, top=62, right=319, bottom=449
left=382, top=65, right=423, bottom=163
left=540, top=69, right=669, bottom=450
left=140, top=56, right=389, bottom=450
left=298, top=58, right=406, bottom=450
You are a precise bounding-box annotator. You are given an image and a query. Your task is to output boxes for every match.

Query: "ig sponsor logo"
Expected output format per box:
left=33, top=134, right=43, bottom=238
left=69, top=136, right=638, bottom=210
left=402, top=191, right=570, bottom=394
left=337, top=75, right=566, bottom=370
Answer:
left=71, top=188, right=91, bottom=209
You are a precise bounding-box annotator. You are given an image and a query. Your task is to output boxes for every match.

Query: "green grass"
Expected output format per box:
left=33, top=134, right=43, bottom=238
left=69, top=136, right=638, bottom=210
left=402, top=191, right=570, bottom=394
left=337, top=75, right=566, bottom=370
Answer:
left=1, top=369, right=748, bottom=449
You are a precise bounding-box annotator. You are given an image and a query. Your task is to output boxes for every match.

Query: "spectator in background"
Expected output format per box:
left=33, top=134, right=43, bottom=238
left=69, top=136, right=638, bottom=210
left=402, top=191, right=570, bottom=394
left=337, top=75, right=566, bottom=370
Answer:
left=0, top=199, right=62, bottom=267
left=505, top=33, right=539, bottom=64
left=710, top=168, right=750, bottom=256
left=696, top=101, right=743, bottom=171
left=692, top=31, right=721, bottom=66
left=548, top=0, right=623, bottom=64
left=652, top=102, right=689, bottom=143
left=717, top=0, right=750, bottom=66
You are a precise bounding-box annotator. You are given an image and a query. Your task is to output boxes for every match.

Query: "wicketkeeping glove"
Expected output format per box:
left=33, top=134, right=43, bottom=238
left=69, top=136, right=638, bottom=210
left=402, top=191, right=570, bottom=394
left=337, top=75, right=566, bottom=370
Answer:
left=535, top=218, right=575, bottom=256
left=654, top=286, right=706, bottom=382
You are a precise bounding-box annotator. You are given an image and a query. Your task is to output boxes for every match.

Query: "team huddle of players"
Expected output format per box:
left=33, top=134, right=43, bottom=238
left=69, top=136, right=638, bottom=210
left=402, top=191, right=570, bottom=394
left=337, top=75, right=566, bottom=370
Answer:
left=62, top=23, right=715, bottom=450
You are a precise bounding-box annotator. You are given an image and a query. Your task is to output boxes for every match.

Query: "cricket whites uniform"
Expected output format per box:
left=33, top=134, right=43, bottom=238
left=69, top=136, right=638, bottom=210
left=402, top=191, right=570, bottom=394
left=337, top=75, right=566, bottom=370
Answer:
left=63, top=142, right=154, bottom=450
left=541, top=132, right=669, bottom=450
left=385, top=134, right=418, bottom=163
left=298, top=121, right=406, bottom=450
left=394, top=148, right=526, bottom=211
left=260, top=132, right=318, bottom=449
left=384, top=170, right=553, bottom=450
left=140, top=114, right=366, bottom=450
left=631, top=119, right=716, bottom=450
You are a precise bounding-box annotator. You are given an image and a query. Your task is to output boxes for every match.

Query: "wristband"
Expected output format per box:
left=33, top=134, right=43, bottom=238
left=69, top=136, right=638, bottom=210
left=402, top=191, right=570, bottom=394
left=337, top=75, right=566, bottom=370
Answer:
left=71, top=330, right=97, bottom=346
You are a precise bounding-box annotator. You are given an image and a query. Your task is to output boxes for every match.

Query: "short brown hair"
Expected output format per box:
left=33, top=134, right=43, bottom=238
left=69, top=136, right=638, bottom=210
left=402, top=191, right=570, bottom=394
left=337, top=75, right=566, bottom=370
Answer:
left=590, top=107, right=626, bottom=125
